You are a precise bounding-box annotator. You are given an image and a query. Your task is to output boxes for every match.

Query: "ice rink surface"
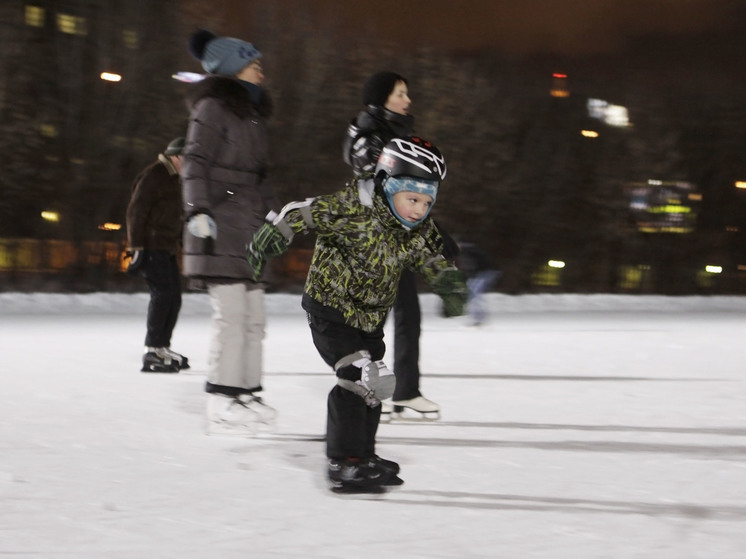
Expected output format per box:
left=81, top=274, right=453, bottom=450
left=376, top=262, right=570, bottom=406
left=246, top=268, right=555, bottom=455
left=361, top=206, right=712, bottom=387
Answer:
left=1, top=292, right=745, bottom=558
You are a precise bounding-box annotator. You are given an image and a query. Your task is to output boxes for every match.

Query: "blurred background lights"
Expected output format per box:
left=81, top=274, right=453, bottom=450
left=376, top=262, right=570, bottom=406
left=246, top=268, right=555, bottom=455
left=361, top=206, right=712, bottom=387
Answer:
left=98, top=222, right=121, bottom=231
left=41, top=211, right=59, bottom=222
left=548, top=260, right=566, bottom=268
left=705, top=265, right=722, bottom=274
left=100, top=72, right=122, bottom=82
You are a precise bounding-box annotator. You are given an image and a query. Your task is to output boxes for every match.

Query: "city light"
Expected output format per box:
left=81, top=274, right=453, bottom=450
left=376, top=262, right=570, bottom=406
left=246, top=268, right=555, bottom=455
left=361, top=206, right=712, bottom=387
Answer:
left=734, top=181, right=746, bottom=189
left=98, top=222, right=121, bottom=231
left=548, top=260, right=565, bottom=268
left=705, top=265, right=722, bottom=274
left=581, top=130, right=599, bottom=138
left=100, top=72, right=122, bottom=82
left=41, top=211, right=59, bottom=222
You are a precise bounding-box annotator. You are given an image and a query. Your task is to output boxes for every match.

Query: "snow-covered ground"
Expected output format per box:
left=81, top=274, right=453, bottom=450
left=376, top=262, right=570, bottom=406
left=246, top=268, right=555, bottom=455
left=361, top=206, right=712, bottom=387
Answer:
left=2, top=292, right=745, bottom=558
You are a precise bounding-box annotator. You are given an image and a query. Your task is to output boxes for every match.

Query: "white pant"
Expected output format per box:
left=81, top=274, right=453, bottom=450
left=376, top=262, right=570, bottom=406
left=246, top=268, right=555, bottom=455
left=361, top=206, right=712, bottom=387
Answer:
left=207, top=283, right=266, bottom=390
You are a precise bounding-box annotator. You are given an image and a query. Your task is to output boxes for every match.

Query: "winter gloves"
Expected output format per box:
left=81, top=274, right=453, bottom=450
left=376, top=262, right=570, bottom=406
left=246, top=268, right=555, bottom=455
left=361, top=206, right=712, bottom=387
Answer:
left=433, top=268, right=468, bottom=317
left=125, top=249, right=145, bottom=275
left=187, top=213, right=217, bottom=239
left=247, top=222, right=289, bottom=281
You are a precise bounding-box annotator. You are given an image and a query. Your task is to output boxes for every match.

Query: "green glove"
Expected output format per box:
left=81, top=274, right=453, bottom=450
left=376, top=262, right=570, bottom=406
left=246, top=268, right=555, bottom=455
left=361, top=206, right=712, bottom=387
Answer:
left=433, top=269, right=467, bottom=317
left=247, top=223, right=288, bottom=281
left=253, top=222, right=288, bottom=257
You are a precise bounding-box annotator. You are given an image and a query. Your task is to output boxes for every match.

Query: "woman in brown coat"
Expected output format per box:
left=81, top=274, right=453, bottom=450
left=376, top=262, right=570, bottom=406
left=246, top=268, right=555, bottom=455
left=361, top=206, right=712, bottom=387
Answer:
left=181, top=29, right=282, bottom=435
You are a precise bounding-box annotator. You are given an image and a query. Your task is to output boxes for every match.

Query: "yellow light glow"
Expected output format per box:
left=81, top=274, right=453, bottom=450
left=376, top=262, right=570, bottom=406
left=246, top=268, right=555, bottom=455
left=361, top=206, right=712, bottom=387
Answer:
left=581, top=130, right=599, bottom=138
left=734, top=181, right=746, bottom=189
left=548, top=260, right=565, bottom=269
left=100, top=72, right=122, bottom=82
left=98, top=222, right=121, bottom=231
left=705, top=265, right=722, bottom=274
left=41, top=211, right=60, bottom=222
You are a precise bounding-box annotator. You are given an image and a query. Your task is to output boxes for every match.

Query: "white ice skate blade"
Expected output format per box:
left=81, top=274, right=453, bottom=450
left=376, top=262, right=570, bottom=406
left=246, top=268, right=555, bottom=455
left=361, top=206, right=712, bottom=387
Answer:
left=205, top=421, right=261, bottom=437
left=387, top=409, right=441, bottom=422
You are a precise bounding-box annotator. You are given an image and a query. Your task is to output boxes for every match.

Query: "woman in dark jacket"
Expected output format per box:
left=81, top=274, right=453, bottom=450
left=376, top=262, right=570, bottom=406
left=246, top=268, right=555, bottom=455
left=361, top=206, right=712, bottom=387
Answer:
left=182, top=30, right=282, bottom=435
left=343, top=71, right=457, bottom=419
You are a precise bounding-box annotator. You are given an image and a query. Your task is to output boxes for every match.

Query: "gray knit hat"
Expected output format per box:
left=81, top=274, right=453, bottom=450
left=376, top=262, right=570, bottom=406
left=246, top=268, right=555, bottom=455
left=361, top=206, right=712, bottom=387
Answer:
left=188, top=29, right=261, bottom=76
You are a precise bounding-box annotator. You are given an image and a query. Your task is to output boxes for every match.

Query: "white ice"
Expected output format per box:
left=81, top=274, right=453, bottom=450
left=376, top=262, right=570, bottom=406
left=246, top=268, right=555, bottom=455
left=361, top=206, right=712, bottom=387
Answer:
left=1, top=292, right=745, bottom=558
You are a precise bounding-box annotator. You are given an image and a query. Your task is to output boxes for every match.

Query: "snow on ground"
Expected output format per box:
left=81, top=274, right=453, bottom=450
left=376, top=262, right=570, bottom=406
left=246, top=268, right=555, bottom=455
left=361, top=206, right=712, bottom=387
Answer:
left=1, top=292, right=745, bottom=558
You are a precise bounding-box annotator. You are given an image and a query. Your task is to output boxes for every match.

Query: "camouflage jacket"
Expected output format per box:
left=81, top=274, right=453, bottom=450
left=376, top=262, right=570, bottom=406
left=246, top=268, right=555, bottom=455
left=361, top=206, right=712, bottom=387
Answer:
left=279, top=178, right=455, bottom=332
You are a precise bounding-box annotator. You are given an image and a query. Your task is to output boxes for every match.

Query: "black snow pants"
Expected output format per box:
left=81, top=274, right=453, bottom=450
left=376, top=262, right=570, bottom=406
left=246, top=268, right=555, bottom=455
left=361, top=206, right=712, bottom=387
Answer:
left=307, top=313, right=386, bottom=460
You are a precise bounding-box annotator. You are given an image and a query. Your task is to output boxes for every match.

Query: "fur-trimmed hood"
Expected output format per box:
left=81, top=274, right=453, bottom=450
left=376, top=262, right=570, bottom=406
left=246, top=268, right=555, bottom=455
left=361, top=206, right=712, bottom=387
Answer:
left=185, top=75, right=273, bottom=119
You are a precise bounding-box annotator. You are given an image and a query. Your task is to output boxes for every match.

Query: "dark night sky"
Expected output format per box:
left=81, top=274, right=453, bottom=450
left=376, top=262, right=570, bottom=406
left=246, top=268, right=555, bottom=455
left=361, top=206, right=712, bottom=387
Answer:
left=227, top=0, right=745, bottom=57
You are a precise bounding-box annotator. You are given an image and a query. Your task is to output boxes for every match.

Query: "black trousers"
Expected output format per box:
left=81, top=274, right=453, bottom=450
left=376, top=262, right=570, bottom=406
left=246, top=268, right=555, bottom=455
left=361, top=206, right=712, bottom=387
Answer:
left=307, top=313, right=386, bottom=459
left=392, top=270, right=422, bottom=400
left=142, top=250, right=182, bottom=348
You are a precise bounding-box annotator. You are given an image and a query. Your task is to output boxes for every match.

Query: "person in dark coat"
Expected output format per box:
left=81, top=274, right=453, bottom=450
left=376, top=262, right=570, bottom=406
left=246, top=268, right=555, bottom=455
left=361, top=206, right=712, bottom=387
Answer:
left=125, top=137, right=189, bottom=373
left=343, top=71, right=458, bottom=419
left=181, top=29, right=283, bottom=435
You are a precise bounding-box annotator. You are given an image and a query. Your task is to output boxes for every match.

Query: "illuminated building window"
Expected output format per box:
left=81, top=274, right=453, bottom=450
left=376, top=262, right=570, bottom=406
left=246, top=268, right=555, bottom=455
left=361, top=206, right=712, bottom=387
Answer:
left=57, top=13, right=87, bottom=36
left=123, top=29, right=138, bottom=49
left=25, top=5, right=45, bottom=27
left=40, top=123, right=58, bottom=137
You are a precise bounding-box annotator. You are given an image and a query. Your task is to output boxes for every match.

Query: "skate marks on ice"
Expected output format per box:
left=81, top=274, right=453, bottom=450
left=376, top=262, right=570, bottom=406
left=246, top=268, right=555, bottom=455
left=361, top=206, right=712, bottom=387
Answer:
left=380, top=489, right=746, bottom=520
left=385, top=420, right=746, bottom=437
left=181, top=370, right=729, bottom=382
left=375, top=434, right=746, bottom=460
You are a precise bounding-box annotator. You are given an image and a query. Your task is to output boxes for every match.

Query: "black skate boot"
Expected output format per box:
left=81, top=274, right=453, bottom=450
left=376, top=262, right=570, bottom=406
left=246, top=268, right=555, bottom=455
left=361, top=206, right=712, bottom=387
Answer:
left=141, top=347, right=180, bottom=373
left=327, top=458, right=391, bottom=494
left=163, top=347, right=189, bottom=370
left=367, top=455, right=404, bottom=486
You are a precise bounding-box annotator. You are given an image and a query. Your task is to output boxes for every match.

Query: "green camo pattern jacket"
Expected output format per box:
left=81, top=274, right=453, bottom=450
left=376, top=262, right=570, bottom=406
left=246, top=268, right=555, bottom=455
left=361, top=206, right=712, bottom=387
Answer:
left=281, top=179, right=454, bottom=332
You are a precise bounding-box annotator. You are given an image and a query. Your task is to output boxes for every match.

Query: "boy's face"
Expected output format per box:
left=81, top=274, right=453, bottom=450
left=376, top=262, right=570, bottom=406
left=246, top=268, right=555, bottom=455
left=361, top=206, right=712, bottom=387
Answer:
left=391, top=191, right=433, bottom=224
left=385, top=81, right=411, bottom=116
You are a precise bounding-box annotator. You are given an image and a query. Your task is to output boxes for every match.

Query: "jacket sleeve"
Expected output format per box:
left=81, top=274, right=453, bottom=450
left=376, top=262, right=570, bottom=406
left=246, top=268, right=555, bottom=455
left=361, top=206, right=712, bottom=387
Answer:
left=125, top=168, right=155, bottom=249
left=346, top=128, right=385, bottom=176
left=181, top=98, right=225, bottom=217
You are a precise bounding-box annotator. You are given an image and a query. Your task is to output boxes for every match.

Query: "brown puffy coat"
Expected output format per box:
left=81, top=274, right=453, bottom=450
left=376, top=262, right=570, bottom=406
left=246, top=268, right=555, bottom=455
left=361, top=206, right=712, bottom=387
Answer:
left=126, top=155, right=182, bottom=253
left=181, top=76, right=281, bottom=280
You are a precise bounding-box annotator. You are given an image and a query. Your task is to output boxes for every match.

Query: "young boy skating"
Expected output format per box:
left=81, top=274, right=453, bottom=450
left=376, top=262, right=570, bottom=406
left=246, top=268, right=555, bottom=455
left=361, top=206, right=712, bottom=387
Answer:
left=248, top=136, right=467, bottom=493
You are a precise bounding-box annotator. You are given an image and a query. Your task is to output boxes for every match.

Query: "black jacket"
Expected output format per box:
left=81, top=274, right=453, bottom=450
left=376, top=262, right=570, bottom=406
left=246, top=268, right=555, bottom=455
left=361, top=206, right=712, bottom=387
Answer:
left=126, top=154, right=182, bottom=253
left=343, top=105, right=414, bottom=176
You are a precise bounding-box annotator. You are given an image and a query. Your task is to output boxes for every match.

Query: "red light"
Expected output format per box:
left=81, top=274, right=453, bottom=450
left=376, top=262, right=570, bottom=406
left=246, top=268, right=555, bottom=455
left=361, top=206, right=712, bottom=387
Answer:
left=553, top=73, right=567, bottom=79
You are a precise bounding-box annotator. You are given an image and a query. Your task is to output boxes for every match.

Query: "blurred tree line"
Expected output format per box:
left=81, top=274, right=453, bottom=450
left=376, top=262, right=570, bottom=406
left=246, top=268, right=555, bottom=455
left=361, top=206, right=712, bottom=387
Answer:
left=1, top=0, right=745, bottom=293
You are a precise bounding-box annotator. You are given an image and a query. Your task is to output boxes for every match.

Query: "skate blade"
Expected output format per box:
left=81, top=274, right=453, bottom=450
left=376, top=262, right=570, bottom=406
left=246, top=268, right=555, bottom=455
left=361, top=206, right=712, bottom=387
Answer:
left=205, top=422, right=260, bottom=437
left=140, top=367, right=180, bottom=374
left=389, top=410, right=440, bottom=422
left=330, top=483, right=388, bottom=495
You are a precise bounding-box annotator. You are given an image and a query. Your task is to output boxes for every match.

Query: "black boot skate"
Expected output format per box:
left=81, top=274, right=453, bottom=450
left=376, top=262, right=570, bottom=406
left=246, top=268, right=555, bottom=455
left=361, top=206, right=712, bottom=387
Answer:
left=141, top=347, right=181, bottom=373
left=327, top=458, right=392, bottom=494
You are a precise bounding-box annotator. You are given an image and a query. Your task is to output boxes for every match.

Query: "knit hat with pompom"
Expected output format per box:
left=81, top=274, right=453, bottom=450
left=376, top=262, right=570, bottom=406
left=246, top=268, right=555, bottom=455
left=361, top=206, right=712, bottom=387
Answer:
left=188, top=29, right=261, bottom=76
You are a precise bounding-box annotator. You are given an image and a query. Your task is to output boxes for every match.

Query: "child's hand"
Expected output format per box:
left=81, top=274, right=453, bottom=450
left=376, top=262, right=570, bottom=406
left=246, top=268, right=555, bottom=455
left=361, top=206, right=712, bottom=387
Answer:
left=433, top=269, right=467, bottom=317
left=253, top=223, right=288, bottom=257
left=247, top=243, right=266, bottom=281
left=247, top=223, right=288, bottom=281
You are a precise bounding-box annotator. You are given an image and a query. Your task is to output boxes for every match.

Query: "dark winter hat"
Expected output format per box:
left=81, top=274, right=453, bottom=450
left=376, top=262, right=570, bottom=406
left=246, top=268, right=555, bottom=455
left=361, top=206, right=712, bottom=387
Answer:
left=164, top=137, right=185, bottom=156
left=362, top=71, right=407, bottom=107
left=188, top=29, right=261, bottom=76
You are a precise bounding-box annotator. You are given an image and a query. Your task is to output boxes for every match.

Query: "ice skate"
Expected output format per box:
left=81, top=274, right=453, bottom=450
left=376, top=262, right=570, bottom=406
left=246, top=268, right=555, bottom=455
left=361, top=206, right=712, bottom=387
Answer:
left=391, top=396, right=441, bottom=420
left=379, top=400, right=394, bottom=421
left=162, top=347, right=189, bottom=370
left=367, top=455, right=403, bottom=486
left=327, top=458, right=392, bottom=494
left=236, top=394, right=278, bottom=433
left=205, top=393, right=265, bottom=436
left=141, top=347, right=180, bottom=373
